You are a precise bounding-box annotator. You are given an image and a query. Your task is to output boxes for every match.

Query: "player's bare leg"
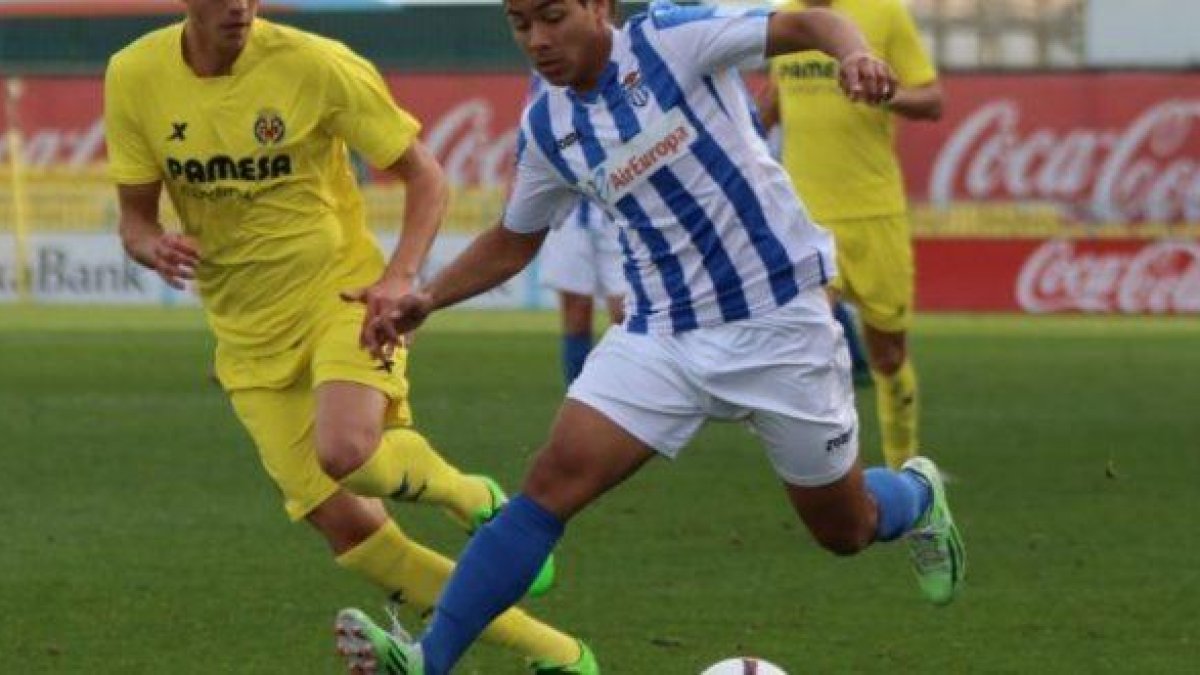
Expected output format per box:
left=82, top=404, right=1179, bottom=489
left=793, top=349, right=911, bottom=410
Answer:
left=784, top=462, right=877, bottom=555
left=783, top=458, right=964, bottom=604
left=523, top=399, right=657, bottom=520
left=315, top=381, right=555, bottom=595
left=864, top=326, right=918, bottom=468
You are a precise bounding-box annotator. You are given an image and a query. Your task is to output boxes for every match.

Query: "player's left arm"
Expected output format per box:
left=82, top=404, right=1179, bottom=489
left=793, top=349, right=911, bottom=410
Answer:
left=881, top=0, right=943, bottom=121
left=765, top=9, right=896, bottom=105
left=319, top=43, right=449, bottom=343
left=882, top=81, right=942, bottom=121
left=380, top=141, right=447, bottom=291
left=342, top=139, right=448, bottom=306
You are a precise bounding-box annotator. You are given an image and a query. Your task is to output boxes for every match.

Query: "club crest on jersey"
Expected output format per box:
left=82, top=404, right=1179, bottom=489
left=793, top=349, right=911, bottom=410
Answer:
left=581, top=166, right=611, bottom=203
left=621, top=71, right=651, bottom=108
left=253, top=108, right=286, bottom=146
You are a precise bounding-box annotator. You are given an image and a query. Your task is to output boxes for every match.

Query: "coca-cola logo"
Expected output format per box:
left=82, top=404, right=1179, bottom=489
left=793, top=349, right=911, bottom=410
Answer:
left=1016, top=239, right=1200, bottom=313
left=931, top=100, right=1200, bottom=225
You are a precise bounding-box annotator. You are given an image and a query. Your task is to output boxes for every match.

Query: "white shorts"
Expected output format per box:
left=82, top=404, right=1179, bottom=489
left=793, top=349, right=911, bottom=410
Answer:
left=539, top=206, right=625, bottom=298
left=567, top=285, right=858, bottom=487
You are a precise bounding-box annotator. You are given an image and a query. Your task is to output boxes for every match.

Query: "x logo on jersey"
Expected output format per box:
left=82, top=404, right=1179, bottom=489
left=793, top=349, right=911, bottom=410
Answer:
left=168, top=122, right=188, bottom=142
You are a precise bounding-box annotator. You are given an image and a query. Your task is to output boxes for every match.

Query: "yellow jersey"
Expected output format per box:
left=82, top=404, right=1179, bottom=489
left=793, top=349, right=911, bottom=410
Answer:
left=770, top=0, right=936, bottom=221
left=105, top=19, right=420, bottom=358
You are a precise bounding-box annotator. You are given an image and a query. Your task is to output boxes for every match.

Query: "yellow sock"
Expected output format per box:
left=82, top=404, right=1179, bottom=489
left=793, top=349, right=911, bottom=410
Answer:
left=336, top=521, right=581, bottom=666
left=872, top=358, right=919, bottom=468
left=339, top=427, right=491, bottom=525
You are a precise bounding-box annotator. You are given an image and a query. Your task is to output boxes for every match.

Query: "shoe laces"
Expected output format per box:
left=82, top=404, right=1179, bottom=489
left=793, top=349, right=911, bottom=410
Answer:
left=383, top=602, right=415, bottom=644
left=908, top=528, right=950, bottom=570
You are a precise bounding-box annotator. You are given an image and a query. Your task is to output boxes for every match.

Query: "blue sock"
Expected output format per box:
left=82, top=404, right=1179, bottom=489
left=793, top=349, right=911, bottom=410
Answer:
left=832, top=302, right=869, bottom=372
left=562, top=333, right=592, bottom=385
left=420, top=495, right=564, bottom=675
left=864, top=467, right=932, bottom=542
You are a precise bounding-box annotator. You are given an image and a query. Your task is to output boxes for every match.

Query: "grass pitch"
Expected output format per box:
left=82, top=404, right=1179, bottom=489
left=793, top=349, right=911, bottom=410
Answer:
left=1, top=308, right=1197, bottom=673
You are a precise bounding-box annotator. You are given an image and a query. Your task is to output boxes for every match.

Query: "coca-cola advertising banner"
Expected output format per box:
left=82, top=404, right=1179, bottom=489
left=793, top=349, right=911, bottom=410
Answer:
left=3, top=72, right=1198, bottom=312
left=917, top=238, right=1200, bottom=314
left=898, top=72, right=1200, bottom=227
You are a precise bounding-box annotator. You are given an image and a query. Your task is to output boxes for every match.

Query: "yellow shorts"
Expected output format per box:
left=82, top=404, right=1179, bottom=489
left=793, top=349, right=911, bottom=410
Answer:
left=826, top=214, right=914, bottom=333
left=222, top=303, right=413, bottom=521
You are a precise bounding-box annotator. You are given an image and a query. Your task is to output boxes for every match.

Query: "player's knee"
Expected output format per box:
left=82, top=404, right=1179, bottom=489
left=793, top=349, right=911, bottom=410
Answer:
left=867, top=331, right=907, bottom=374
left=522, top=442, right=599, bottom=520
left=317, top=427, right=383, bottom=479
left=872, top=350, right=904, bottom=375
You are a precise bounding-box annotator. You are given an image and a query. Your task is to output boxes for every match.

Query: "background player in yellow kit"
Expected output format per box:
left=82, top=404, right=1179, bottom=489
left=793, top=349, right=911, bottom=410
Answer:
left=104, top=1, right=592, bottom=672
left=760, top=0, right=944, bottom=468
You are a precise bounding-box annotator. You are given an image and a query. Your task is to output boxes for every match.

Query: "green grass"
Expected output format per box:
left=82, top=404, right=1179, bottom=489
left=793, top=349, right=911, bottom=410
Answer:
left=2, top=308, right=1198, bottom=674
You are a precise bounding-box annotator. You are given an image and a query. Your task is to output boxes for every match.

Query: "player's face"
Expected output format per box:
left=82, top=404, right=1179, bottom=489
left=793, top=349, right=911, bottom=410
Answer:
left=505, top=0, right=612, bottom=90
left=182, top=0, right=259, bottom=52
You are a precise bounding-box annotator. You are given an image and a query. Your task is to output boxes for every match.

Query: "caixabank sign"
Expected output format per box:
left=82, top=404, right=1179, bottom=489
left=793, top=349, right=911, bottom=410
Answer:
left=0, top=234, right=553, bottom=308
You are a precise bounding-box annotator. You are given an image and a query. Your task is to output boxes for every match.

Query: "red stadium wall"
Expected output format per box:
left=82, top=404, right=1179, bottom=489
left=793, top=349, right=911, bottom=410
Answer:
left=4, top=71, right=1197, bottom=313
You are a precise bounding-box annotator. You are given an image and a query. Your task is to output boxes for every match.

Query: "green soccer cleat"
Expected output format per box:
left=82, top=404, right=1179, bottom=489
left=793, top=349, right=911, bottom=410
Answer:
left=902, top=456, right=966, bottom=606
left=530, top=640, right=600, bottom=675
left=470, top=475, right=557, bottom=598
left=335, top=607, right=424, bottom=675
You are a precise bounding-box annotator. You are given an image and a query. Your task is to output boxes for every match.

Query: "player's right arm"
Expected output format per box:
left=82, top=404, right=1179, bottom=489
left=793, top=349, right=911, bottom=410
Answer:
left=104, top=51, right=199, bottom=290
left=116, top=183, right=199, bottom=290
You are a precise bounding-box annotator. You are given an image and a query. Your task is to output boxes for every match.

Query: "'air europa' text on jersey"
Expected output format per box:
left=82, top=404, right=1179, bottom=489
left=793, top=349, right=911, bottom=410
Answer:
left=609, top=122, right=690, bottom=191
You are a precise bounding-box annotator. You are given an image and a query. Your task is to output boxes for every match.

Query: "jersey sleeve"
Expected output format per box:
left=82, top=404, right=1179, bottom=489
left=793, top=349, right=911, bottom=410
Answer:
left=502, top=127, right=578, bottom=234
left=103, top=54, right=162, bottom=185
left=648, top=1, right=772, bottom=75
left=320, top=42, right=421, bottom=169
left=887, top=0, right=938, bottom=88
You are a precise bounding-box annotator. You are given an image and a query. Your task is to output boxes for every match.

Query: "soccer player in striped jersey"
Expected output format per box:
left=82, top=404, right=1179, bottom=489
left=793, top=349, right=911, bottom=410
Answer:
left=760, top=0, right=945, bottom=468
left=104, top=1, right=589, bottom=673
left=338, top=2, right=964, bottom=672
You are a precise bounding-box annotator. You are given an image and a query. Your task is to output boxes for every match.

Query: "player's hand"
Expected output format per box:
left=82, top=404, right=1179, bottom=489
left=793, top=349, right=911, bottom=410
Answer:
left=362, top=292, right=436, bottom=362
left=838, top=51, right=897, bottom=106
left=341, top=280, right=430, bottom=359
left=149, top=233, right=200, bottom=290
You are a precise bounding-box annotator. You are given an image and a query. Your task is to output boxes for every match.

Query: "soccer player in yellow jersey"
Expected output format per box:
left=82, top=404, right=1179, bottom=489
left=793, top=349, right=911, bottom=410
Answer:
left=760, top=0, right=944, bottom=469
left=104, top=2, right=595, bottom=673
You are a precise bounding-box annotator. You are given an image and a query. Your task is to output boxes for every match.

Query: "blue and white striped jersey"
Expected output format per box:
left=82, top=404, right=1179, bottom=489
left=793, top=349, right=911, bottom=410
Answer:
left=528, top=73, right=610, bottom=234
left=505, top=3, right=834, bottom=334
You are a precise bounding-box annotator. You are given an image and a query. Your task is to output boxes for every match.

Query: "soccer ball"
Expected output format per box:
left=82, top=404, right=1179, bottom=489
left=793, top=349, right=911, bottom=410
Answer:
left=700, top=657, right=788, bottom=675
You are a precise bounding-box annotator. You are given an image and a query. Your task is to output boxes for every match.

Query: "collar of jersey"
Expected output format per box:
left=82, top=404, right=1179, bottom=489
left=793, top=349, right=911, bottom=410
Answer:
left=565, top=61, right=620, bottom=106
left=175, top=18, right=265, bottom=81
